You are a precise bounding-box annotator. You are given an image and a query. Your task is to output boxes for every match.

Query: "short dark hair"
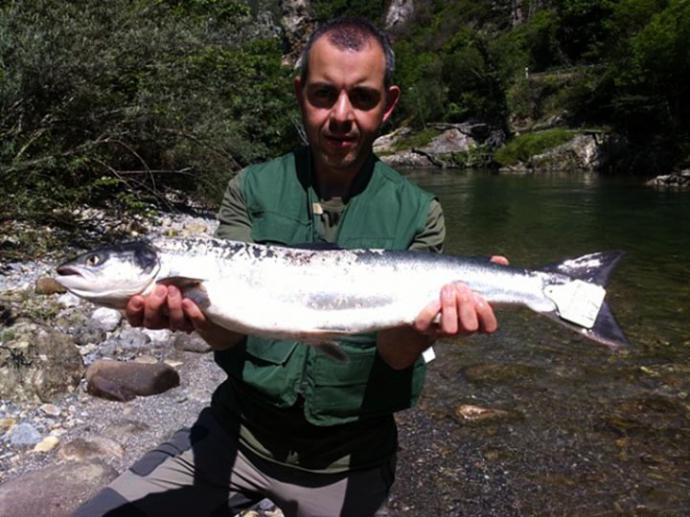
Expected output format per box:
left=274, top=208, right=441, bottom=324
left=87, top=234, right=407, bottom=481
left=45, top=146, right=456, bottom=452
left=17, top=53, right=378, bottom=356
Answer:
left=297, top=17, right=395, bottom=87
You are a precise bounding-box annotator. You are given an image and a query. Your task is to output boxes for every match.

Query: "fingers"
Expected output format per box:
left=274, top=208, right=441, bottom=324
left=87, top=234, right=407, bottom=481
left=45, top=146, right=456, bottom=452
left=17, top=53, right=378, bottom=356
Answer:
left=421, top=283, right=498, bottom=338
left=167, top=286, right=194, bottom=333
left=414, top=299, right=442, bottom=335
left=490, top=255, right=509, bottom=266
left=143, top=285, right=169, bottom=329
left=125, top=295, right=145, bottom=327
left=126, top=285, right=196, bottom=332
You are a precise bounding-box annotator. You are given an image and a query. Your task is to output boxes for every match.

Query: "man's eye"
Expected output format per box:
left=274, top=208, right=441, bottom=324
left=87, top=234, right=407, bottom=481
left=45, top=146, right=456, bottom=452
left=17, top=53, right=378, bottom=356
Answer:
left=309, top=88, right=336, bottom=107
left=350, top=90, right=379, bottom=110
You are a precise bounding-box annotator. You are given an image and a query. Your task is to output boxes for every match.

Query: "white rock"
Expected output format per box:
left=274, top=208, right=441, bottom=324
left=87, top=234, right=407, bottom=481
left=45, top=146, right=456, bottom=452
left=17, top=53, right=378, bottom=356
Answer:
left=90, top=308, right=122, bottom=332
left=142, top=328, right=173, bottom=345
left=57, top=293, right=81, bottom=308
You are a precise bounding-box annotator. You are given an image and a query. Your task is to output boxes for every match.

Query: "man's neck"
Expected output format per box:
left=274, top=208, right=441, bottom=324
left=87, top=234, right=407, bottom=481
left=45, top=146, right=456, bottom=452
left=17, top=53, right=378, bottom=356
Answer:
left=312, top=154, right=372, bottom=200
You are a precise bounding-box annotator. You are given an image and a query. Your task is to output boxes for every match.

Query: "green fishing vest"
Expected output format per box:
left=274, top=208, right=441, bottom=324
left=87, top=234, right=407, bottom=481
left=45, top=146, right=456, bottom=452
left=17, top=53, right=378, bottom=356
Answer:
left=215, top=147, right=434, bottom=426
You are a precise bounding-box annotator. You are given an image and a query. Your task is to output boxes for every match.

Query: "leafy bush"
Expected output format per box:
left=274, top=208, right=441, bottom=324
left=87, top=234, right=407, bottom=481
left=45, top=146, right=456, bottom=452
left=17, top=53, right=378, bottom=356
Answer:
left=0, top=0, right=297, bottom=219
left=494, top=129, right=575, bottom=166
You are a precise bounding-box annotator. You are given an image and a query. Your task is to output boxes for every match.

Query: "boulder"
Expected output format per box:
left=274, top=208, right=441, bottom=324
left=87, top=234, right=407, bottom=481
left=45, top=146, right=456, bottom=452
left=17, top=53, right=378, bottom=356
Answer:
left=645, top=169, right=690, bottom=189
left=0, top=460, right=118, bottom=517
left=85, top=359, right=180, bottom=401
left=0, top=321, right=84, bottom=403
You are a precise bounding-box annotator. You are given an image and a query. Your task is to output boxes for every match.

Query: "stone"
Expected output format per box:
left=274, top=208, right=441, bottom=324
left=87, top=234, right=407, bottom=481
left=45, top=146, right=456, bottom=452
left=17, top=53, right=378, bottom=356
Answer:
left=0, top=417, right=16, bottom=434
left=454, top=404, right=521, bottom=426
left=35, top=277, right=66, bottom=295
left=8, top=422, right=42, bottom=447
left=33, top=435, right=60, bottom=453
left=89, top=307, right=122, bottom=332
left=174, top=332, right=212, bottom=353
left=0, top=322, right=83, bottom=403
left=0, top=460, right=118, bottom=517
left=39, top=403, right=62, bottom=417
left=58, top=436, right=125, bottom=462
left=117, top=327, right=151, bottom=350
left=418, top=128, right=477, bottom=155
left=142, top=328, right=174, bottom=345
left=57, top=293, right=80, bottom=307
left=85, top=359, right=180, bottom=401
left=385, top=0, right=415, bottom=30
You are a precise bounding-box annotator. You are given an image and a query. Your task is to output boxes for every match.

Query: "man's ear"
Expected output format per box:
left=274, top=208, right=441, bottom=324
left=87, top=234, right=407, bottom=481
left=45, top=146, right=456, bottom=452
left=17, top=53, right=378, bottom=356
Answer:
left=382, top=85, right=401, bottom=123
left=294, top=76, right=305, bottom=106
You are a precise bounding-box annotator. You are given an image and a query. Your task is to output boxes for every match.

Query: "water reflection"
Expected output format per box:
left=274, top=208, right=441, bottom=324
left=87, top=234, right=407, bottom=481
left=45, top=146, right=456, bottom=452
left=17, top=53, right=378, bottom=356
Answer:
left=390, top=169, right=690, bottom=516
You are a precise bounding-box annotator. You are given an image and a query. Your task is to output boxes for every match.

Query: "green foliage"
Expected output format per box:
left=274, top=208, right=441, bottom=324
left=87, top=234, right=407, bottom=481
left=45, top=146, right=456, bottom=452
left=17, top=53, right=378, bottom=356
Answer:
left=494, top=129, right=576, bottom=166
left=0, top=0, right=297, bottom=219
left=311, top=0, right=386, bottom=22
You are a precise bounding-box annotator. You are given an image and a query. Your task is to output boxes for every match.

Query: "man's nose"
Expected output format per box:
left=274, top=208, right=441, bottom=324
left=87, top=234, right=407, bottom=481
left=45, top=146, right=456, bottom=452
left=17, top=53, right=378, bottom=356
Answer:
left=330, top=90, right=354, bottom=126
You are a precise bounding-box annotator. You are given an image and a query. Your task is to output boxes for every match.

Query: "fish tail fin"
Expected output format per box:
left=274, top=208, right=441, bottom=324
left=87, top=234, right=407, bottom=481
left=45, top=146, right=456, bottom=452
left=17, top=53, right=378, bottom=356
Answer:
left=542, top=251, right=625, bottom=286
left=541, top=251, right=630, bottom=349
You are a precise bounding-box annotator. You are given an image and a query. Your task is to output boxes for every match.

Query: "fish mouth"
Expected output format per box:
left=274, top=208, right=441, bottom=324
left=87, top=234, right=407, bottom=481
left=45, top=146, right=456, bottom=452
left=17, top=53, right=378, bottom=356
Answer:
left=56, top=266, right=82, bottom=277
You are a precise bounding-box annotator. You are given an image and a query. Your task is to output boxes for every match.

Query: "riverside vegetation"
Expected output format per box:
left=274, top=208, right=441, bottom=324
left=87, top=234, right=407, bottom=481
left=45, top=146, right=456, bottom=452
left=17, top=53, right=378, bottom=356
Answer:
left=2, top=0, right=690, bottom=243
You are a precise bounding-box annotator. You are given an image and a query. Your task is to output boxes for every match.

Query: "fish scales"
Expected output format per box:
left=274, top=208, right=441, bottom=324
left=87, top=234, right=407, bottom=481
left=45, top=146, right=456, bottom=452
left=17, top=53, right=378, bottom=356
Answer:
left=55, top=237, right=631, bottom=352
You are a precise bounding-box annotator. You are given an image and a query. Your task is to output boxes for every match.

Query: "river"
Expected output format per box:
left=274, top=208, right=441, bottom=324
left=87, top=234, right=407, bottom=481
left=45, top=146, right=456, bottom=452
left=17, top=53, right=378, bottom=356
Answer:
left=389, top=170, right=690, bottom=515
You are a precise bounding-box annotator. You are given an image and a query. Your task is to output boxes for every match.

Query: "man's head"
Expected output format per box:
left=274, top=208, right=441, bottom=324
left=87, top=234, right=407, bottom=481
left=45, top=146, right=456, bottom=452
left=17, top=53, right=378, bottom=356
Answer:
left=295, top=17, right=400, bottom=181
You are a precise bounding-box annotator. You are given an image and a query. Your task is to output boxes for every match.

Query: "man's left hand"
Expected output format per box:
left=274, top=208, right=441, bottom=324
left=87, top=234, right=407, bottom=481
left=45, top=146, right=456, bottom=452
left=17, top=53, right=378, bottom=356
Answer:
left=413, top=255, right=508, bottom=338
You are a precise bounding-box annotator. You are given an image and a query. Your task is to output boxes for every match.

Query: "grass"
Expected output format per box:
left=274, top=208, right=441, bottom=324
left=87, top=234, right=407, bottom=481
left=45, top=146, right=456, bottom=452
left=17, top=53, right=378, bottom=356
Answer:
left=494, top=129, right=576, bottom=166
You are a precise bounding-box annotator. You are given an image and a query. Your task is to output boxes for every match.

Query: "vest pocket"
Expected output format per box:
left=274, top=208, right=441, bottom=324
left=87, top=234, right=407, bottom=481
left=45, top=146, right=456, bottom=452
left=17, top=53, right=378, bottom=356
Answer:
left=250, top=211, right=311, bottom=245
left=245, top=338, right=299, bottom=364
left=306, top=345, right=426, bottom=423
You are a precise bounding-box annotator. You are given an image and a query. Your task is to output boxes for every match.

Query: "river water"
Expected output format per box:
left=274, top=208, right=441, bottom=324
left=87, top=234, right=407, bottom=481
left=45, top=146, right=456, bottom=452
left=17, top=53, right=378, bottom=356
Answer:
left=390, top=170, right=690, bottom=515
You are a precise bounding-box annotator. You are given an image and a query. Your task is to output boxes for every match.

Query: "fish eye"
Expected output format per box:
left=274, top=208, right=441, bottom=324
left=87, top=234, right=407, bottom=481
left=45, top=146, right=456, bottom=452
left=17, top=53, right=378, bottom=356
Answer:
left=86, top=254, right=101, bottom=267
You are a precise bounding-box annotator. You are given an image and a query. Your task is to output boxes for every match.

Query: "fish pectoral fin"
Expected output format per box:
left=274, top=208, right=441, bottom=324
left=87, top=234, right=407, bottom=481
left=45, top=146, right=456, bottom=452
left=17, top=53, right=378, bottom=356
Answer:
left=157, top=276, right=205, bottom=288
left=157, top=277, right=211, bottom=310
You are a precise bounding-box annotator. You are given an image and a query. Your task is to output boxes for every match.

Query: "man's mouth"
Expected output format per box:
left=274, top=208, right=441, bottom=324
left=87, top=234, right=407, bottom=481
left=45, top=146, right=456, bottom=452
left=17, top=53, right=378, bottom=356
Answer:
left=325, top=135, right=357, bottom=148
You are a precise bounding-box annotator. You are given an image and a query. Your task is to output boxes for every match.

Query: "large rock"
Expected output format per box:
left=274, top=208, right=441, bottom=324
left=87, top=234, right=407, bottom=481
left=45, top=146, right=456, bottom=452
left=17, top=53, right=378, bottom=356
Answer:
left=385, top=0, right=415, bottom=31
left=645, top=169, right=690, bottom=189
left=529, top=134, right=603, bottom=172
left=0, top=321, right=84, bottom=403
left=0, top=460, right=118, bottom=517
left=85, top=359, right=180, bottom=401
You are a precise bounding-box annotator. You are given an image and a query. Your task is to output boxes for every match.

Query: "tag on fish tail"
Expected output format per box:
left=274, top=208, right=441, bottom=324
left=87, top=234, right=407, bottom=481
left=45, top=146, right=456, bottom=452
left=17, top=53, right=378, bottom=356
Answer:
left=314, top=341, right=349, bottom=363
left=545, top=280, right=606, bottom=329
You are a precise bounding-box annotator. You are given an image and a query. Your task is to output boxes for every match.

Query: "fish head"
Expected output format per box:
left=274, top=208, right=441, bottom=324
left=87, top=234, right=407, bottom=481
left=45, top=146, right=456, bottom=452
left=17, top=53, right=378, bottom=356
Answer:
left=55, top=241, right=160, bottom=308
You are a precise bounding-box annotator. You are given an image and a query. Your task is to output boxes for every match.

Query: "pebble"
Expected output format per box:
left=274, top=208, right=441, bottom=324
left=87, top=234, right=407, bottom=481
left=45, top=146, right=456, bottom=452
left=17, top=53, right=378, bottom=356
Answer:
left=34, top=277, right=66, bottom=295
left=90, top=307, right=123, bottom=332
left=39, top=404, right=61, bottom=417
left=117, top=327, right=151, bottom=349
left=33, top=435, right=60, bottom=453
left=57, top=292, right=81, bottom=307
left=8, top=423, right=42, bottom=447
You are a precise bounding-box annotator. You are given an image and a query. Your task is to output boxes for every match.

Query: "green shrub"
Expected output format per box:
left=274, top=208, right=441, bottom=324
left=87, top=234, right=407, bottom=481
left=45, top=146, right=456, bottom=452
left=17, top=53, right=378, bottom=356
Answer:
left=0, top=0, right=297, bottom=219
left=494, top=129, right=576, bottom=166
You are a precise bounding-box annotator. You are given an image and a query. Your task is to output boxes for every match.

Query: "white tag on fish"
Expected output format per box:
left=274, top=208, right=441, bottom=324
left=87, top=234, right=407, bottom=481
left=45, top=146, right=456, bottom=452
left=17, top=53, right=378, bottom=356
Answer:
left=545, top=280, right=606, bottom=329
left=422, top=346, right=436, bottom=363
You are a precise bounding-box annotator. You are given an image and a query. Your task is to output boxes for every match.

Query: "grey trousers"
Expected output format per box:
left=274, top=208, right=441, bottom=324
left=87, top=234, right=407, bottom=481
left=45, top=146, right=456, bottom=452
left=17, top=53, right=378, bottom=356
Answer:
left=73, top=409, right=395, bottom=517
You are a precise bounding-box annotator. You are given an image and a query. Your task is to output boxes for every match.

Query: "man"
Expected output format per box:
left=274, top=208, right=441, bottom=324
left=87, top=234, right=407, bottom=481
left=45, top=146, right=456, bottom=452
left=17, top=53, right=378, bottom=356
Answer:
left=74, top=17, right=502, bottom=517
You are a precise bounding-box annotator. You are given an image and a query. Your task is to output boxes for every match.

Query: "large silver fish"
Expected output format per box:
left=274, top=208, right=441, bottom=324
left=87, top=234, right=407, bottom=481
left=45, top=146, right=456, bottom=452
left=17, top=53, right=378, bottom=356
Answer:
left=54, top=238, right=630, bottom=353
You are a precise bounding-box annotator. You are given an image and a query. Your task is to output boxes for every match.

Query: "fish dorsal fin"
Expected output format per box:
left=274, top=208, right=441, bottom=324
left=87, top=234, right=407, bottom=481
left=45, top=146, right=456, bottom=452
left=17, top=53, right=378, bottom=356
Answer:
left=541, top=251, right=625, bottom=286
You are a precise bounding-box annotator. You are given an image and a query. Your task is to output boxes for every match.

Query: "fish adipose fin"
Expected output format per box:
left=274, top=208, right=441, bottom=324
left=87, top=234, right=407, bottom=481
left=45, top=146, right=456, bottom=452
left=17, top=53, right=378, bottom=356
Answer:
left=542, top=251, right=630, bottom=349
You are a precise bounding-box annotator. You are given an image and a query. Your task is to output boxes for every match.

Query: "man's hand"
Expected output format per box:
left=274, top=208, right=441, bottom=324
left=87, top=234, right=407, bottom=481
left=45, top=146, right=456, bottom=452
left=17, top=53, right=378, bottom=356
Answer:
left=125, top=285, right=244, bottom=350
left=414, top=256, right=508, bottom=338
left=377, top=255, right=508, bottom=370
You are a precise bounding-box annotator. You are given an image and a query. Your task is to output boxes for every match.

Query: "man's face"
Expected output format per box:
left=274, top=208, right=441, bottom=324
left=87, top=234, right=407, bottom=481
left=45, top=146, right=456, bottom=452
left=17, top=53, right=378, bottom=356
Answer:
left=295, top=35, right=400, bottom=177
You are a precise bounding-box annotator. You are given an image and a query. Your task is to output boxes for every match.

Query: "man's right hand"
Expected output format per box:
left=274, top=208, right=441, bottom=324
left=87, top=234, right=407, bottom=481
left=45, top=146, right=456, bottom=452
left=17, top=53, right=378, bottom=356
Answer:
left=125, top=285, right=244, bottom=350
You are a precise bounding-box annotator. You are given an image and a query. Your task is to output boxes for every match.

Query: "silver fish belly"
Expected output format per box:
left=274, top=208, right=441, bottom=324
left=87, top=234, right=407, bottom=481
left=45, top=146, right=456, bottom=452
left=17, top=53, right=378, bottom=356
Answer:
left=55, top=237, right=630, bottom=350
